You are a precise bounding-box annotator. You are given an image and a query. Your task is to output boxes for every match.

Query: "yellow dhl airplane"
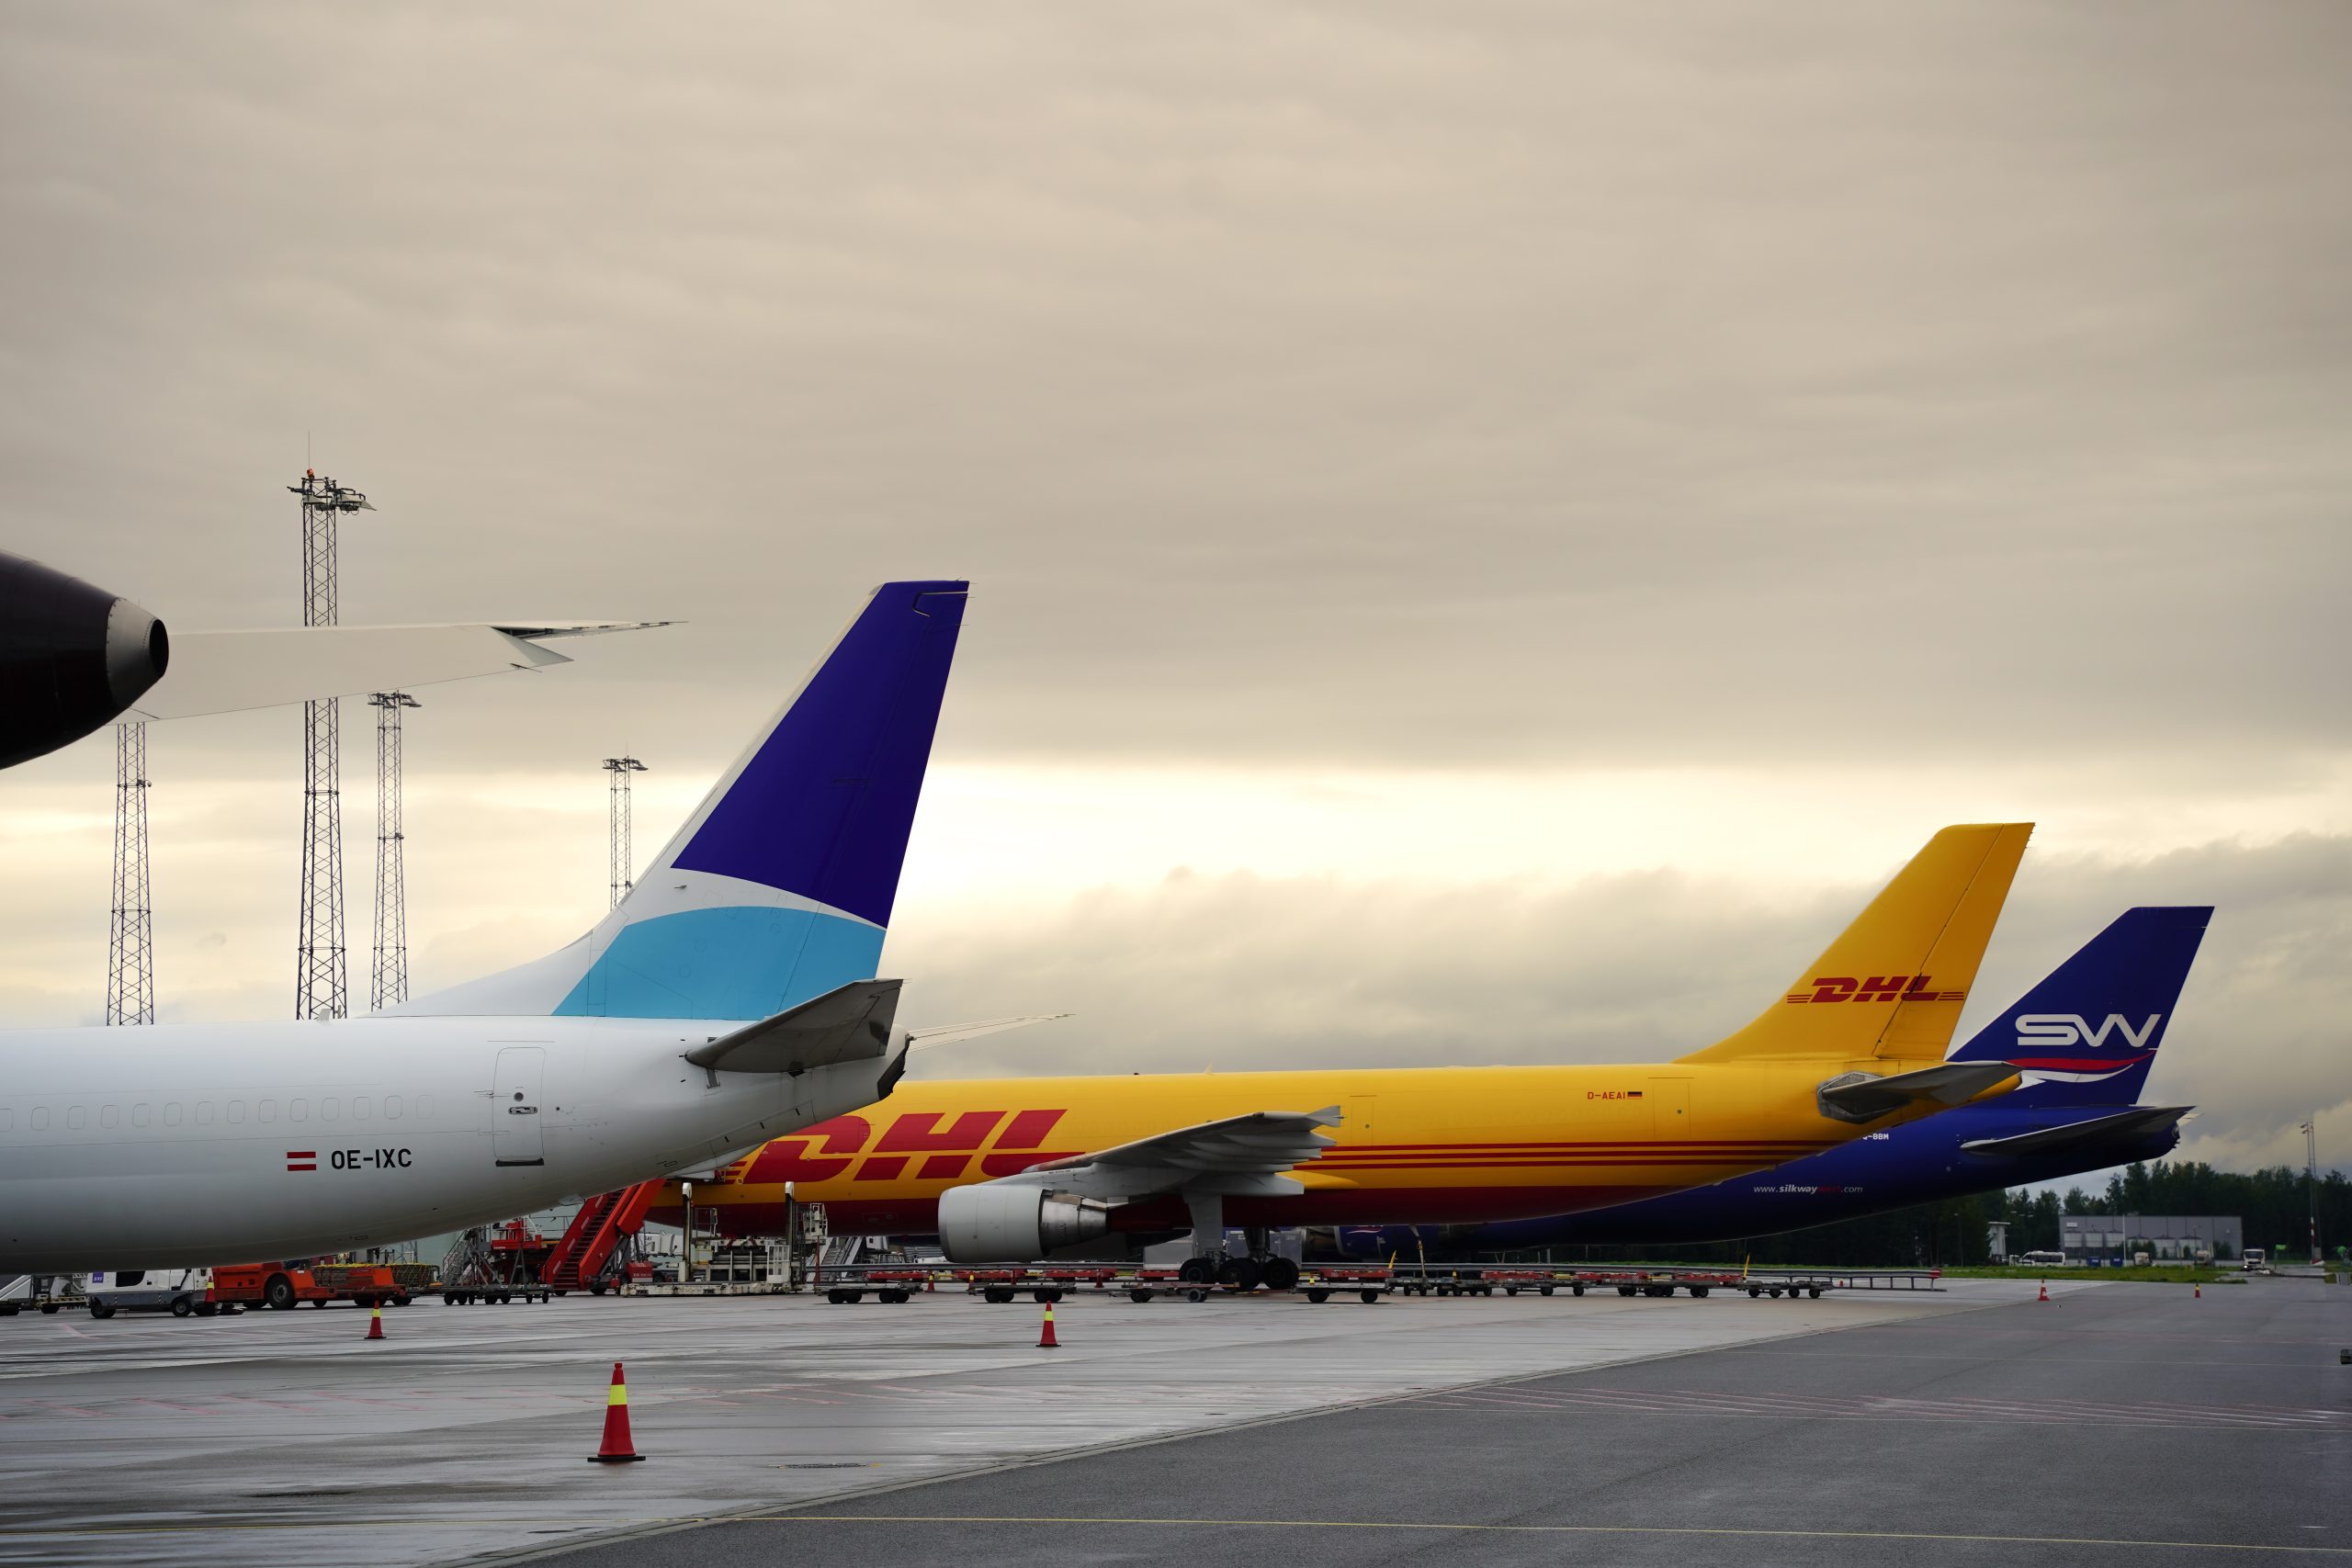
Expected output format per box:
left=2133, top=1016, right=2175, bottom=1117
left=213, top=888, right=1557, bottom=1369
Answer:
left=661, top=824, right=2033, bottom=1281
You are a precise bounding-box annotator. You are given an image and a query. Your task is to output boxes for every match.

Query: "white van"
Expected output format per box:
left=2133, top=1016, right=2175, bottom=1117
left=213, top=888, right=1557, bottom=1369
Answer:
left=2018, top=1249, right=2067, bottom=1269
left=85, top=1268, right=213, bottom=1319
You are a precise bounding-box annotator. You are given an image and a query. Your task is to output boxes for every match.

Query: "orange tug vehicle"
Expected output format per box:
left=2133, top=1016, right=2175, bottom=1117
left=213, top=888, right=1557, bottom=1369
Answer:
left=209, top=1262, right=435, bottom=1313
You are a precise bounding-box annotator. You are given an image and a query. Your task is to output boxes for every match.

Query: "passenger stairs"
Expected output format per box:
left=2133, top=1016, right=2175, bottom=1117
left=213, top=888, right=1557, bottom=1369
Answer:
left=545, top=1180, right=664, bottom=1291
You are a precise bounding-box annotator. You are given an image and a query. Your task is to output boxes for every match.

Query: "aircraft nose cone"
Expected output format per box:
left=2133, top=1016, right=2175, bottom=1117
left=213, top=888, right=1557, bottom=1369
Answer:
left=104, top=596, right=169, bottom=708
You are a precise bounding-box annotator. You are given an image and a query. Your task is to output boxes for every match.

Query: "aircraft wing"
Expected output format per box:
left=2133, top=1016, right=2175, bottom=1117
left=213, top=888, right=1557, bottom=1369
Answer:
left=128, top=621, right=672, bottom=719
left=1959, top=1105, right=2194, bottom=1159
left=992, top=1107, right=1341, bottom=1201
left=684, top=979, right=901, bottom=1076
left=1816, top=1060, right=2019, bottom=1123
left=906, top=1013, right=1072, bottom=1053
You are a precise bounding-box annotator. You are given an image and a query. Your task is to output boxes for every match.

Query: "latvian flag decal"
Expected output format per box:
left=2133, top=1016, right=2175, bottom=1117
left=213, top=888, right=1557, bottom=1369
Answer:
left=286, top=1150, right=317, bottom=1172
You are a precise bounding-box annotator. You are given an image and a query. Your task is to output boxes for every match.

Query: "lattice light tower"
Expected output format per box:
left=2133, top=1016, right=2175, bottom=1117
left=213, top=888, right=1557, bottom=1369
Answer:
left=105, top=721, right=155, bottom=1025
left=602, top=757, right=647, bottom=908
left=290, top=469, right=374, bottom=1021
left=368, top=691, right=421, bottom=1010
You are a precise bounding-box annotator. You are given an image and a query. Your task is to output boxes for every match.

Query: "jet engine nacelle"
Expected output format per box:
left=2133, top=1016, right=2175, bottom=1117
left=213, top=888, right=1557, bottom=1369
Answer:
left=0, top=552, right=169, bottom=769
left=936, top=1183, right=1112, bottom=1263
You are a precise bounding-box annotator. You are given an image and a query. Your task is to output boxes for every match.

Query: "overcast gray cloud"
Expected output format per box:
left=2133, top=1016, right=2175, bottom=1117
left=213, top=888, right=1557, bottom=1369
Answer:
left=1, top=5, right=2344, bottom=1172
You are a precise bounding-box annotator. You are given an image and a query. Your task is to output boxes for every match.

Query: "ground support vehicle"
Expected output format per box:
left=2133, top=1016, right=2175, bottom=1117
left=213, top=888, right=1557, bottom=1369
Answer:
left=86, top=1268, right=218, bottom=1319
left=1386, top=1264, right=1750, bottom=1299
left=0, top=1275, right=85, bottom=1316
left=209, top=1262, right=431, bottom=1312
left=438, top=1222, right=556, bottom=1304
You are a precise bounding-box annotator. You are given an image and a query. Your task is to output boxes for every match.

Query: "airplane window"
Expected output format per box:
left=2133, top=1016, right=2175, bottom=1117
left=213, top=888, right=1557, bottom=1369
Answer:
left=322, top=1098, right=340, bottom=1121
left=385, top=1095, right=403, bottom=1121
left=228, top=1100, right=245, bottom=1123
left=290, top=1099, right=307, bottom=1122
left=195, top=1102, right=214, bottom=1125
left=68, top=1106, right=86, bottom=1130
left=132, top=1104, right=150, bottom=1127
left=259, top=1100, right=277, bottom=1122
left=164, top=1104, right=181, bottom=1126
left=31, top=1108, right=48, bottom=1131
left=416, top=1094, right=435, bottom=1121
left=354, top=1097, right=372, bottom=1122
left=101, top=1105, right=119, bottom=1129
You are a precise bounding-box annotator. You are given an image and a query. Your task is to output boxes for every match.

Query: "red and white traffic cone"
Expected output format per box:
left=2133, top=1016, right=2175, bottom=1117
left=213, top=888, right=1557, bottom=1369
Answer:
left=2194, top=1282, right=2201, bottom=1299
left=589, top=1360, right=646, bottom=1462
left=2036, top=1280, right=2050, bottom=1303
left=1037, top=1302, right=1060, bottom=1349
left=365, top=1305, right=385, bottom=1340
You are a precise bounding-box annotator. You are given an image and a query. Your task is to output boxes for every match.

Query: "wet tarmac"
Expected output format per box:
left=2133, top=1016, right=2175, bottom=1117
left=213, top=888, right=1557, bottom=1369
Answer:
left=0, top=1276, right=2073, bottom=1565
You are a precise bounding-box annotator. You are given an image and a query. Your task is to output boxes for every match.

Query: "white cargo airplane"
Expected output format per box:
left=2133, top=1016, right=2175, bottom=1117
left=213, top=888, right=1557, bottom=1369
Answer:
left=0, top=580, right=971, bottom=1275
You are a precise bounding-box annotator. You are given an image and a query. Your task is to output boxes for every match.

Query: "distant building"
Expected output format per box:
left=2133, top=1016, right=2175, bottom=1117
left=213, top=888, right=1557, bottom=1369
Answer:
left=2060, top=1213, right=2241, bottom=1263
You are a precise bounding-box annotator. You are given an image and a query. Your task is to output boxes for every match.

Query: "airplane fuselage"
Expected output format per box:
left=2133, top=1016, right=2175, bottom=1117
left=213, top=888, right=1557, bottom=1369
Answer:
left=0, top=1015, right=893, bottom=1272
left=663, top=1057, right=1964, bottom=1239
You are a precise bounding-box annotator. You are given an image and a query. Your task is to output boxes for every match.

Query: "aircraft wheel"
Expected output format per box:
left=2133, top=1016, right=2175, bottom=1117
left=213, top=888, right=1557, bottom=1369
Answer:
left=1216, top=1258, right=1261, bottom=1292
left=1260, top=1258, right=1300, bottom=1292
left=1176, top=1257, right=1216, bottom=1285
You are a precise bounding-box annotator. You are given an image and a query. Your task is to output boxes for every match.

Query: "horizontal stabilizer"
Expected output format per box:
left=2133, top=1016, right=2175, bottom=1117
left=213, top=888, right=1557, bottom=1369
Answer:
left=132, top=622, right=669, bottom=719
left=1960, top=1105, right=2194, bottom=1159
left=1816, top=1059, right=2019, bottom=1123
left=684, top=978, right=901, bottom=1076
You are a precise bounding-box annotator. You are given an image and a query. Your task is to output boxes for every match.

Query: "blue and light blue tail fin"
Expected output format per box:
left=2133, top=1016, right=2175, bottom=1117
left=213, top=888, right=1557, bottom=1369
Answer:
left=1948, top=906, right=2210, bottom=1106
left=399, top=580, right=967, bottom=1021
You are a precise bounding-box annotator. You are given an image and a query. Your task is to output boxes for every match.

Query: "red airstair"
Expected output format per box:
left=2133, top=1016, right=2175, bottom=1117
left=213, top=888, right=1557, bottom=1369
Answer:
left=545, top=1181, right=663, bottom=1292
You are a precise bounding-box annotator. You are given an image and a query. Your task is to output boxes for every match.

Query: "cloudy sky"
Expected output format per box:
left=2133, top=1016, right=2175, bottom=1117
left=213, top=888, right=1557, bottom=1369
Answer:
left=3, top=3, right=2346, bottom=1178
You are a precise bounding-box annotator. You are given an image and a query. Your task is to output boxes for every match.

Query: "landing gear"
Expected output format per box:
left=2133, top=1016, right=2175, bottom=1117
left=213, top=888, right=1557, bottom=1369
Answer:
left=1176, top=1256, right=1217, bottom=1285
left=1260, top=1257, right=1300, bottom=1292
left=1216, top=1257, right=1261, bottom=1292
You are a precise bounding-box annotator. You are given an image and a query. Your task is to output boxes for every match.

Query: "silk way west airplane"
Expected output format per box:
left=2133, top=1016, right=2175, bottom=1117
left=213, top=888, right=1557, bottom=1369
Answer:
left=0, top=579, right=971, bottom=1277
left=664, top=821, right=2038, bottom=1289
left=1315, top=904, right=2210, bottom=1261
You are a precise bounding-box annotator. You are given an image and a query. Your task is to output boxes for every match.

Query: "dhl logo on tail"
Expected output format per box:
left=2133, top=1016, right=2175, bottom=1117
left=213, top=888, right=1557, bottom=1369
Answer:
left=1784, top=976, right=1968, bottom=1005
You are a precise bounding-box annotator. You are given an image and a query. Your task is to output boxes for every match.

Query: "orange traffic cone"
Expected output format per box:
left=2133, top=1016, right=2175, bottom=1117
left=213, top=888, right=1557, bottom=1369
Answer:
left=2037, top=1280, right=2050, bottom=1303
left=589, top=1361, right=646, bottom=1462
left=365, top=1305, right=385, bottom=1340
left=1037, top=1302, right=1059, bottom=1349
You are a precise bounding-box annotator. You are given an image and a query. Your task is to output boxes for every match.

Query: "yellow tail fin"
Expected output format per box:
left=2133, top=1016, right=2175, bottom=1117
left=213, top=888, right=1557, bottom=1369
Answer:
left=1678, top=823, right=2032, bottom=1066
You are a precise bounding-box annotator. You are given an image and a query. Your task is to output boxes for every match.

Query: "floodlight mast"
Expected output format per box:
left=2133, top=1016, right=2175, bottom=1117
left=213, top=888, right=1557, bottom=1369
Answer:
left=602, top=756, right=648, bottom=908
left=105, top=721, right=154, bottom=1026
left=368, top=691, right=421, bottom=1010
left=290, top=469, right=372, bottom=1021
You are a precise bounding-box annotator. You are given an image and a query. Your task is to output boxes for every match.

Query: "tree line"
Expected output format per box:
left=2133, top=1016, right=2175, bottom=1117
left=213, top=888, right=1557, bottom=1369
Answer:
left=1537, top=1160, right=2350, bottom=1269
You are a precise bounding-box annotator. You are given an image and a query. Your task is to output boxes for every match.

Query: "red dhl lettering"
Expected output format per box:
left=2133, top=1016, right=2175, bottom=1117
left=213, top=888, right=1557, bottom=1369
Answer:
left=739, top=1109, right=1077, bottom=1188
left=1783, top=976, right=1964, bottom=1005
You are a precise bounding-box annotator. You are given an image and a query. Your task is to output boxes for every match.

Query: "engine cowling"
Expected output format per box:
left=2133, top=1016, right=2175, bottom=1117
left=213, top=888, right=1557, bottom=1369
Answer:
left=0, top=552, right=169, bottom=769
left=936, top=1183, right=1112, bottom=1262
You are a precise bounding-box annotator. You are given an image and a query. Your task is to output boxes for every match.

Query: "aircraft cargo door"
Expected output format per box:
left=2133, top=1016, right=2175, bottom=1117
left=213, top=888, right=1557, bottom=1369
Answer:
left=1646, top=1077, right=1691, bottom=1143
left=493, top=1047, right=547, bottom=1167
